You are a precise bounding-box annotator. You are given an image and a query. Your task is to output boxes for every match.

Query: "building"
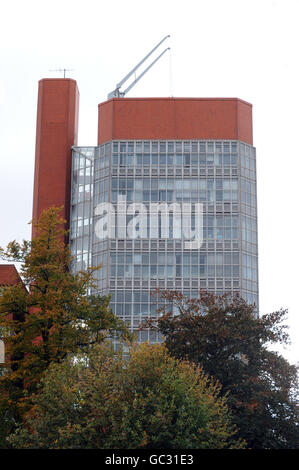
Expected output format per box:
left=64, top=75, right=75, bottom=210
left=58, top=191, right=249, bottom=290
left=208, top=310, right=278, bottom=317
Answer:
left=0, top=265, right=22, bottom=287
left=32, top=78, right=259, bottom=347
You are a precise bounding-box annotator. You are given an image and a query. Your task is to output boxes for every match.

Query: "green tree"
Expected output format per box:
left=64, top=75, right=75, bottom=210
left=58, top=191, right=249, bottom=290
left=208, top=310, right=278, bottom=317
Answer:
left=8, top=342, right=244, bottom=449
left=145, top=290, right=299, bottom=449
left=0, top=207, right=131, bottom=447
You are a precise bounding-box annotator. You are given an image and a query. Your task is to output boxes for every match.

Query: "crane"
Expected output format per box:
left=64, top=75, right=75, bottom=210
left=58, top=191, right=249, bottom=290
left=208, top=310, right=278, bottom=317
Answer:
left=107, top=35, right=170, bottom=100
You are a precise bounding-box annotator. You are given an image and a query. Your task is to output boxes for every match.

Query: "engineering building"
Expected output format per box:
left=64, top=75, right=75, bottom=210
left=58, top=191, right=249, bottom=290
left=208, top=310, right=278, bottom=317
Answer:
left=32, top=78, right=259, bottom=347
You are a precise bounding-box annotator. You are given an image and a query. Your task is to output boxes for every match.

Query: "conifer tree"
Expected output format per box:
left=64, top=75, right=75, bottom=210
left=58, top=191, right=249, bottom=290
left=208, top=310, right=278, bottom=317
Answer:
left=0, top=207, right=131, bottom=447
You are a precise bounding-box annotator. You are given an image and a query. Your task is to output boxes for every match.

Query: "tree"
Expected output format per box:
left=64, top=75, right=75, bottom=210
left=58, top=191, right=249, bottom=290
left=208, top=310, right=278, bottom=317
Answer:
left=0, top=207, right=131, bottom=447
left=8, top=342, right=244, bottom=449
left=145, top=290, right=299, bottom=449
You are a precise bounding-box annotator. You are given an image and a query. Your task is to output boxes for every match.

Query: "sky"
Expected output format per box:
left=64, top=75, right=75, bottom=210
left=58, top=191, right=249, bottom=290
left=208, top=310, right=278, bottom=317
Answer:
left=0, top=0, right=298, bottom=364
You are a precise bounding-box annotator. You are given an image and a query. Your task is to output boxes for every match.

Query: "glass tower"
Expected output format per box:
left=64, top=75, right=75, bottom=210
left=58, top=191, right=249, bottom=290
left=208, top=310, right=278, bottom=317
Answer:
left=70, top=137, right=258, bottom=348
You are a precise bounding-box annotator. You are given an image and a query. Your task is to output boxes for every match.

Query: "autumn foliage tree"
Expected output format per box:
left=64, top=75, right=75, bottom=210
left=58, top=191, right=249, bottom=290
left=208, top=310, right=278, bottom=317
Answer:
left=8, top=342, right=244, bottom=449
left=145, top=290, right=299, bottom=449
left=0, top=207, right=131, bottom=447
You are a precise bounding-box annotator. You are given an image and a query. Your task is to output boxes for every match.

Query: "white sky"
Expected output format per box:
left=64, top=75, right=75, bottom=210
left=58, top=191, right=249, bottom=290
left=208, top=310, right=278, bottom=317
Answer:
left=0, top=0, right=298, bottom=364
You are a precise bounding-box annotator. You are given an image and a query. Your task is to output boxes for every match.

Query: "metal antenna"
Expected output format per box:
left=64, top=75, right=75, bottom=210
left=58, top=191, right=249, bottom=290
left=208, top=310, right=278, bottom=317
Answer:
left=108, top=35, right=170, bottom=99
left=49, top=68, right=74, bottom=78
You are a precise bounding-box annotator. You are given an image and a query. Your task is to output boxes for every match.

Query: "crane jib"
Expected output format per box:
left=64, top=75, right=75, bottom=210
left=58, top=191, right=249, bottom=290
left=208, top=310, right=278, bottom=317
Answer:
left=107, top=35, right=170, bottom=100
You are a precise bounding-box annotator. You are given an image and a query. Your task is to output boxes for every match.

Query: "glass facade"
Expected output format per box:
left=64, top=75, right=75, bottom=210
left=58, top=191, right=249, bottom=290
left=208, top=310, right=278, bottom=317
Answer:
left=70, top=140, right=258, bottom=347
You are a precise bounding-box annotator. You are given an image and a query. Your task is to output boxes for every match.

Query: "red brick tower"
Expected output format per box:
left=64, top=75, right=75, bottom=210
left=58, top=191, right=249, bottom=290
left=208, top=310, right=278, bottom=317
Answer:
left=32, top=78, right=79, bottom=236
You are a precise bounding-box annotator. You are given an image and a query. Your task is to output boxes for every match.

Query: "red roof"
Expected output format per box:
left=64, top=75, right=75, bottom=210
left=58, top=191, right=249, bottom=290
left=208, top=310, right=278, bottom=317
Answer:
left=0, top=265, right=22, bottom=286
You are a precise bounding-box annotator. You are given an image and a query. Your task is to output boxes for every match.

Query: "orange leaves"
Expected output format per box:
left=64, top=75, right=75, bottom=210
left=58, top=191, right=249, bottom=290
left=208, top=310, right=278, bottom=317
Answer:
left=0, top=207, right=131, bottom=445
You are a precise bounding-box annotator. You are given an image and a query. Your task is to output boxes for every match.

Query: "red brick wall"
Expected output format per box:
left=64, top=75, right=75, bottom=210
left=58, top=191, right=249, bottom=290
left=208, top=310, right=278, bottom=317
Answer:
left=0, top=265, right=21, bottom=286
left=98, top=97, right=253, bottom=145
